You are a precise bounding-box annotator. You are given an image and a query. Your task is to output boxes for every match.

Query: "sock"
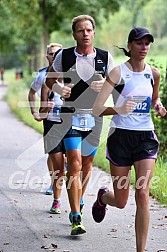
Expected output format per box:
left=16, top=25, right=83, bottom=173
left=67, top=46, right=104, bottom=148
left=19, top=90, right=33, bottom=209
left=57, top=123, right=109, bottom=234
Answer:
left=80, top=198, right=84, bottom=206
left=54, top=198, right=60, bottom=202
left=72, top=212, right=80, bottom=217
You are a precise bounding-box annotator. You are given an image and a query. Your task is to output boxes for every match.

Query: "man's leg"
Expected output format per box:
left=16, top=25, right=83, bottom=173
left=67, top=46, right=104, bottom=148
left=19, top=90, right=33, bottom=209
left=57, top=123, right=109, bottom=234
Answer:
left=64, top=135, right=86, bottom=235
left=45, top=155, right=54, bottom=195
left=50, top=152, right=65, bottom=199
left=81, top=155, right=94, bottom=198
left=80, top=136, right=98, bottom=205
left=66, top=149, right=82, bottom=214
left=49, top=151, right=65, bottom=214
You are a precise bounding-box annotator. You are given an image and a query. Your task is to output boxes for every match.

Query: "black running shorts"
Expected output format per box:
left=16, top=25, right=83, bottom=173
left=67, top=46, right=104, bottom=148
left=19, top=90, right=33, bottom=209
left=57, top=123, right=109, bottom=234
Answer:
left=106, top=128, right=159, bottom=166
left=43, top=119, right=65, bottom=154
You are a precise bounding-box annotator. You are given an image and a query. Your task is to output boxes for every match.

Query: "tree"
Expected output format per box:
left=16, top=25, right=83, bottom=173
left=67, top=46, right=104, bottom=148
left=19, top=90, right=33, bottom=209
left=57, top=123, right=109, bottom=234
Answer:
left=33, top=0, right=124, bottom=67
left=0, top=0, right=124, bottom=70
left=123, top=0, right=152, bottom=26
left=143, top=0, right=167, bottom=39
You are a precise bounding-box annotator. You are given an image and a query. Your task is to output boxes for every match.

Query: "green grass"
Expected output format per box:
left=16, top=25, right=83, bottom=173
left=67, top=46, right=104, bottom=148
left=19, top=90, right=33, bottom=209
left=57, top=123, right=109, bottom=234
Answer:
left=5, top=69, right=43, bottom=134
left=150, top=157, right=167, bottom=206
left=4, top=66, right=167, bottom=207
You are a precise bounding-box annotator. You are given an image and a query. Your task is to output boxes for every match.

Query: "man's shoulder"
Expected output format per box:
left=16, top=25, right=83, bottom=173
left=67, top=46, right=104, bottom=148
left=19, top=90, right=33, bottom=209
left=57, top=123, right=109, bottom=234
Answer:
left=33, top=66, right=48, bottom=83
left=63, top=47, right=75, bottom=51
left=62, top=47, right=75, bottom=54
left=95, top=48, right=109, bottom=60
left=61, top=48, right=75, bottom=70
left=38, top=66, right=48, bottom=73
left=95, top=48, right=109, bottom=65
left=95, top=47, right=108, bottom=54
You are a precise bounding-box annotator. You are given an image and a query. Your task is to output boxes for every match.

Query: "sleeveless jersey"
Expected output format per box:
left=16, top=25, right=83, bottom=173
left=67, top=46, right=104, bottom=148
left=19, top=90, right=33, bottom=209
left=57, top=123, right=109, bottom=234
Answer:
left=31, top=67, right=48, bottom=97
left=111, top=63, right=154, bottom=131
left=61, top=47, right=109, bottom=109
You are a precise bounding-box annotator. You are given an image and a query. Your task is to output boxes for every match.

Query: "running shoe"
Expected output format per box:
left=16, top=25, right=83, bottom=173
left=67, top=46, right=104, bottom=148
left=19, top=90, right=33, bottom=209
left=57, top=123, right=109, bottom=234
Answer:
left=50, top=200, right=61, bottom=214
left=45, top=185, right=53, bottom=195
left=71, top=215, right=86, bottom=236
left=92, top=187, right=109, bottom=223
left=69, top=204, right=84, bottom=223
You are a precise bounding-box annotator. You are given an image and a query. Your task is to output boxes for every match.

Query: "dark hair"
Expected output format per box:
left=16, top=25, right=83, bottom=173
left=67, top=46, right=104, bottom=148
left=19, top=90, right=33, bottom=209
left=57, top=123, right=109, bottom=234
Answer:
left=72, top=15, right=95, bottom=32
left=114, top=26, right=154, bottom=58
left=115, top=45, right=131, bottom=57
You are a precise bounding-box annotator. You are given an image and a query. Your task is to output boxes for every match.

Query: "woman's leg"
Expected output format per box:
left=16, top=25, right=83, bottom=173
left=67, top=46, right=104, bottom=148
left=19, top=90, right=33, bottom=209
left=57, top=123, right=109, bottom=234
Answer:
left=102, top=163, right=131, bottom=208
left=134, top=158, right=156, bottom=252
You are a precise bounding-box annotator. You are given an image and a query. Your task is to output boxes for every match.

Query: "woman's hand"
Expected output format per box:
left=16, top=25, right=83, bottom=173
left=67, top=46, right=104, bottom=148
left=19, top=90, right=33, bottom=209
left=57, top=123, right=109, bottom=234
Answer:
left=154, top=99, right=166, bottom=117
left=116, top=98, right=136, bottom=115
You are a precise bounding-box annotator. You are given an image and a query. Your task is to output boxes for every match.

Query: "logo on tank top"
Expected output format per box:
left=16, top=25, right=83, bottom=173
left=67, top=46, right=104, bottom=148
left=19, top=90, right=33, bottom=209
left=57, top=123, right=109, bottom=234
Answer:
left=125, top=74, right=132, bottom=80
left=97, top=59, right=103, bottom=63
left=144, top=73, right=151, bottom=79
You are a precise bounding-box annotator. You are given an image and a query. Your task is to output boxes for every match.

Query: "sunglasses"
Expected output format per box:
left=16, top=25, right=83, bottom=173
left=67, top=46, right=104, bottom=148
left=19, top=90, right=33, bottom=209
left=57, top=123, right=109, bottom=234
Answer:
left=48, top=53, right=54, bottom=56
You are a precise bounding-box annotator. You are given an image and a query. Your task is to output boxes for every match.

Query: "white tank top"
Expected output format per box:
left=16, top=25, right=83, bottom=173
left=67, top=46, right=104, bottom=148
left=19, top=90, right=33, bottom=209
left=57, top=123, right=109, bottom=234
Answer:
left=111, top=62, right=154, bottom=131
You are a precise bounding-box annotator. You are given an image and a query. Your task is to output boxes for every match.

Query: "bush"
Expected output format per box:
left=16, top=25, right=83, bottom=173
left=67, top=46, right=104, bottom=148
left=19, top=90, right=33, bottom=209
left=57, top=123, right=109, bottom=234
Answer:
left=149, top=58, right=167, bottom=158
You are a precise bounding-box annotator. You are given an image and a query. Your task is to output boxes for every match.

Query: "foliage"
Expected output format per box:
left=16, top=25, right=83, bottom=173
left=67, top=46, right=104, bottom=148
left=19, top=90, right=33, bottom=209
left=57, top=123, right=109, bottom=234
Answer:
left=0, top=0, right=18, bottom=51
left=1, top=0, right=167, bottom=69
left=123, top=0, right=152, bottom=26
left=148, top=58, right=167, bottom=157
left=143, top=0, right=167, bottom=39
left=0, top=0, right=124, bottom=70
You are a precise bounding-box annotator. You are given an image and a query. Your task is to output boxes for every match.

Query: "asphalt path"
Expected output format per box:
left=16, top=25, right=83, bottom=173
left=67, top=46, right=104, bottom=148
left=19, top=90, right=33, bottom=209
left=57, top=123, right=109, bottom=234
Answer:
left=0, top=84, right=167, bottom=252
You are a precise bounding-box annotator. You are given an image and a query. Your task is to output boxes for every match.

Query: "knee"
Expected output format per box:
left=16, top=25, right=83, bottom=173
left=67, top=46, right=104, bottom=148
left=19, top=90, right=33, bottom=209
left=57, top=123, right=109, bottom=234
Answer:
left=135, top=190, right=149, bottom=207
left=68, top=158, right=82, bottom=176
left=115, top=200, right=127, bottom=209
left=82, top=162, right=92, bottom=174
left=82, top=157, right=94, bottom=173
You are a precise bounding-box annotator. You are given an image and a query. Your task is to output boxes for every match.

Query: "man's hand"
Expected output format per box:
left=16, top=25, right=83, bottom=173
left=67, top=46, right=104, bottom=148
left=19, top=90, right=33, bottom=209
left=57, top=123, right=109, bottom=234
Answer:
left=32, top=111, right=43, bottom=122
left=90, top=74, right=105, bottom=92
left=61, top=83, right=74, bottom=98
left=47, top=100, right=55, bottom=112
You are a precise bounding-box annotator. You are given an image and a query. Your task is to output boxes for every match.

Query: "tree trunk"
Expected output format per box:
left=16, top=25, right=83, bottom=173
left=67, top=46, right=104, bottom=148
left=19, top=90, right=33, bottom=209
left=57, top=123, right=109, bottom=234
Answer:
left=39, top=0, right=50, bottom=69
left=39, top=29, right=49, bottom=69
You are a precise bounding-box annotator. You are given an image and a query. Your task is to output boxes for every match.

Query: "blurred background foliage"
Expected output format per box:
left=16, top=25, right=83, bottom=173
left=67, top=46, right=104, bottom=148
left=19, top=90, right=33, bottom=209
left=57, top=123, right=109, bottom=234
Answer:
left=1, top=0, right=167, bottom=71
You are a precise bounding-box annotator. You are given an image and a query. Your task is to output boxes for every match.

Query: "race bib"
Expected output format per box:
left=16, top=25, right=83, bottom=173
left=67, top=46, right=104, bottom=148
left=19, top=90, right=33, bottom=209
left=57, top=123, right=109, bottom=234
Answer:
left=47, top=106, right=61, bottom=122
left=132, top=96, right=151, bottom=114
left=72, top=110, right=95, bottom=131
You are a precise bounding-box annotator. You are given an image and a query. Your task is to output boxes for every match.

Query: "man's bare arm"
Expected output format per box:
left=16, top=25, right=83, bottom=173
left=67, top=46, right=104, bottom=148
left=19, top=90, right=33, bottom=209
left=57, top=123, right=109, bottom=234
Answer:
left=45, top=66, right=74, bottom=98
left=45, top=65, right=57, bottom=90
